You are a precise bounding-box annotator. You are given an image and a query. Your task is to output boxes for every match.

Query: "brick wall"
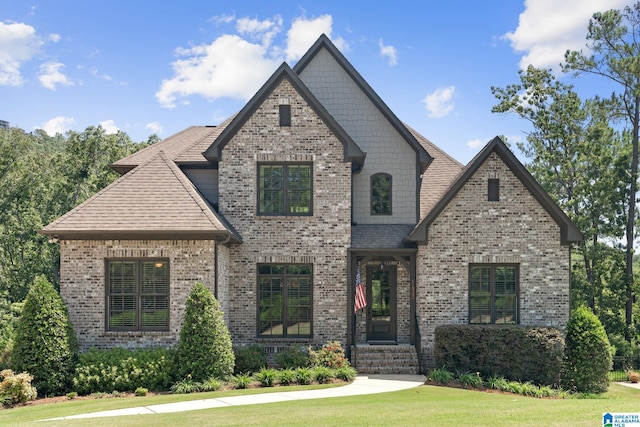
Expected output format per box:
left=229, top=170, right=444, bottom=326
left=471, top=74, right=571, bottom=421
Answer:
left=417, top=152, right=571, bottom=367
left=59, top=239, right=217, bottom=350
left=219, top=78, right=352, bottom=352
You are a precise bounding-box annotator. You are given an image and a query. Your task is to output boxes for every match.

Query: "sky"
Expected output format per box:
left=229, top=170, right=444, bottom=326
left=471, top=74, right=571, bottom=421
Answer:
left=0, top=0, right=634, bottom=164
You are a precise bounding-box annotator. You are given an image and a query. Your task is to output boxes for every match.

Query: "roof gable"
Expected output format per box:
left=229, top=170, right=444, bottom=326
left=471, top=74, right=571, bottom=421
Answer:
left=204, top=62, right=365, bottom=170
left=41, top=151, right=241, bottom=242
left=293, top=34, right=432, bottom=172
left=407, top=137, right=583, bottom=245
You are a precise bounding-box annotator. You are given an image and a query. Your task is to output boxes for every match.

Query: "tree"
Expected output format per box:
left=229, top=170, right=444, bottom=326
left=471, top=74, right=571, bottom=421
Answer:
left=177, top=283, right=234, bottom=381
left=12, top=276, right=77, bottom=396
left=563, top=306, right=612, bottom=394
left=564, top=2, right=640, bottom=334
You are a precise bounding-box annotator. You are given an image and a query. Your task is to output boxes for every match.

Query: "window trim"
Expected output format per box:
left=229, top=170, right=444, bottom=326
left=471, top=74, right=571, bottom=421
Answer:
left=105, top=258, right=170, bottom=332
left=468, top=263, right=519, bottom=325
left=256, top=263, right=313, bottom=338
left=257, top=162, right=313, bottom=216
left=370, top=172, right=392, bottom=215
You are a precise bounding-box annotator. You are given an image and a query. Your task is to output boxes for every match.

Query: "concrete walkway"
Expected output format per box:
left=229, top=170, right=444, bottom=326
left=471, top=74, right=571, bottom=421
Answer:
left=45, top=374, right=426, bottom=420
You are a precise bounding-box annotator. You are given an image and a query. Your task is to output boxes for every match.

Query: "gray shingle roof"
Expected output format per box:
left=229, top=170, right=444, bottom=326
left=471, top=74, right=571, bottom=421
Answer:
left=41, top=151, right=241, bottom=241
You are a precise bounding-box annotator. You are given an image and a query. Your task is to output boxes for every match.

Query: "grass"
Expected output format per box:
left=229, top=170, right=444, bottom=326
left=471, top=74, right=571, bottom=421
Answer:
left=1, top=383, right=639, bottom=426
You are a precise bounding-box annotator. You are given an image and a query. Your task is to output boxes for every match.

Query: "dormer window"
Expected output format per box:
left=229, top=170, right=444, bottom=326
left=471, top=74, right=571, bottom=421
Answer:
left=371, top=173, right=392, bottom=215
left=488, top=178, right=499, bottom=201
left=279, top=105, right=291, bottom=127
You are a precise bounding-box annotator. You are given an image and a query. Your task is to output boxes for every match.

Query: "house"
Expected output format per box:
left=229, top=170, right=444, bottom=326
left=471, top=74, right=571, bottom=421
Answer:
left=41, top=35, right=582, bottom=373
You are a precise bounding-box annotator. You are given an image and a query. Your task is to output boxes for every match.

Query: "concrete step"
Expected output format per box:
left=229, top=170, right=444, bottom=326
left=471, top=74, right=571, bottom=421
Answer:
left=352, top=344, right=419, bottom=375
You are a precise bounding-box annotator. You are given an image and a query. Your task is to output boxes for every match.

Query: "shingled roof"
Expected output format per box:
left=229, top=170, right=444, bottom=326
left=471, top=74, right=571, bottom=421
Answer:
left=41, top=151, right=241, bottom=241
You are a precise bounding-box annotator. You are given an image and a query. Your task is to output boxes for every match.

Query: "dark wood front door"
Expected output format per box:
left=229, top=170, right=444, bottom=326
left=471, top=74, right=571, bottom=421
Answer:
left=366, top=265, right=397, bottom=342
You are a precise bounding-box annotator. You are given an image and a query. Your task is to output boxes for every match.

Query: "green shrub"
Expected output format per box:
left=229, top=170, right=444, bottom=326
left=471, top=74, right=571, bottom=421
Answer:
left=170, top=376, right=201, bottom=394
left=295, top=367, right=314, bottom=385
left=335, top=366, right=358, bottom=382
left=256, top=368, right=278, bottom=387
left=0, top=369, right=37, bottom=406
left=435, top=325, right=564, bottom=385
left=276, top=345, right=308, bottom=369
left=66, top=391, right=78, bottom=400
left=277, top=368, right=297, bottom=385
left=72, top=347, right=177, bottom=394
left=308, top=341, right=349, bottom=368
left=12, top=276, right=77, bottom=396
left=178, top=283, right=234, bottom=382
left=200, top=377, right=222, bottom=392
left=234, top=345, right=267, bottom=374
left=313, top=366, right=335, bottom=384
left=562, top=306, right=612, bottom=394
left=0, top=301, right=22, bottom=370
left=487, top=375, right=508, bottom=391
left=233, top=373, right=253, bottom=389
left=427, top=367, right=454, bottom=384
left=134, top=387, right=148, bottom=396
left=458, top=372, right=483, bottom=388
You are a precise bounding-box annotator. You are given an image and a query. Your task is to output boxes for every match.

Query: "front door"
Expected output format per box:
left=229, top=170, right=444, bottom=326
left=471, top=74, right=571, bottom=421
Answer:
left=366, top=265, right=397, bottom=342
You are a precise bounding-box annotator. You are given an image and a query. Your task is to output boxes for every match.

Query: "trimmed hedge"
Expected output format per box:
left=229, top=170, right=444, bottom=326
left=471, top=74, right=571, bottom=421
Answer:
left=434, top=324, right=564, bottom=385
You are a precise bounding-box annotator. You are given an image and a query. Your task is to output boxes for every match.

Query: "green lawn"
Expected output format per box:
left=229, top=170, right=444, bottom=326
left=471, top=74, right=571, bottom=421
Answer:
left=2, top=383, right=639, bottom=426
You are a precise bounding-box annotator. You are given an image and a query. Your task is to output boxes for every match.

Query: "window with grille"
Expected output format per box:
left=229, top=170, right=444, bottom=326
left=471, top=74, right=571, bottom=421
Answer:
left=106, top=259, right=169, bottom=331
left=258, top=163, right=312, bottom=215
left=469, top=264, right=518, bottom=324
left=371, top=173, right=392, bottom=215
left=257, top=264, right=312, bottom=337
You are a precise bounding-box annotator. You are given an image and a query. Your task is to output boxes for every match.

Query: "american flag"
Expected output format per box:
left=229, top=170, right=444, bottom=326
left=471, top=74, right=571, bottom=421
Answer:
left=354, top=264, right=367, bottom=312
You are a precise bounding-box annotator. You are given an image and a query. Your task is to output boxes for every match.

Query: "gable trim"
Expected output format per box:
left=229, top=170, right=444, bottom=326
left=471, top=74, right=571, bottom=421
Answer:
left=407, top=137, right=583, bottom=245
left=293, top=34, right=432, bottom=172
left=203, top=62, right=365, bottom=171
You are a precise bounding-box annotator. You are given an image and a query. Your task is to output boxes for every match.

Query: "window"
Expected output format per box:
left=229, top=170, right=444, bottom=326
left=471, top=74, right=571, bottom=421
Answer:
left=371, top=173, right=392, bottom=215
left=258, top=163, right=312, bottom=215
left=279, top=105, right=291, bottom=126
left=488, top=178, right=499, bottom=201
left=469, top=264, right=518, bottom=324
left=258, top=264, right=312, bottom=337
left=106, top=259, right=169, bottom=331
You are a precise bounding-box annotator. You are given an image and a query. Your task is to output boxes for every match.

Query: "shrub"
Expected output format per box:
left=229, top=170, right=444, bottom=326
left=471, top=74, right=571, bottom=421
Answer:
left=256, top=368, right=278, bottom=387
left=0, top=301, right=22, bottom=370
left=313, top=366, right=335, bottom=384
left=134, top=387, right=148, bottom=396
left=335, top=366, right=358, bottom=382
left=308, top=341, right=349, bottom=368
left=66, top=391, right=78, bottom=400
left=295, top=367, right=315, bottom=385
left=200, top=377, right=222, bottom=392
left=72, top=347, right=177, bottom=394
left=435, top=325, right=564, bottom=385
left=233, top=373, right=253, bottom=389
left=458, top=372, right=483, bottom=388
left=276, top=345, right=308, bottom=369
left=427, top=367, right=454, bottom=384
left=12, top=276, right=77, bottom=396
left=234, top=345, right=267, bottom=374
left=170, top=376, right=201, bottom=394
left=628, top=371, right=639, bottom=383
left=0, top=369, right=37, bottom=406
left=277, top=369, right=297, bottom=386
left=562, top=306, right=612, bottom=394
left=178, top=283, right=234, bottom=382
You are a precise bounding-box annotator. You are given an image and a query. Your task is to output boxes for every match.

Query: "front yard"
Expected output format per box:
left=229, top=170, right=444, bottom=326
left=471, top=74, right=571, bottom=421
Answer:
left=1, top=382, right=638, bottom=426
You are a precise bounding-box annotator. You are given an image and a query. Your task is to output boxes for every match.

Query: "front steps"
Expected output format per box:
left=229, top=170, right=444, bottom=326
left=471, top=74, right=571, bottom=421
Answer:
left=352, top=344, right=420, bottom=374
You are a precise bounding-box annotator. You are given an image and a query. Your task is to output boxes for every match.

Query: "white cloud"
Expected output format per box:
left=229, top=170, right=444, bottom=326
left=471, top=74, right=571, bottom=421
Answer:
left=99, top=119, right=119, bottom=134
left=378, top=39, right=397, bottom=66
left=285, top=15, right=347, bottom=62
left=504, top=0, right=631, bottom=70
left=156, top=34, right=281, bottom=108
left=145, top=121, right=163, bottom=134
left=49, top=33, right=61, bottom=43
left=41, top=116, right=74, bottom=136
left=237, top=16, right=283, bottom=47
left=38, top=62, right=72, bottom=90
left=0, top=22, right=42, bottom=86
left=210, top=14, right=235, bottom=25
left=466, top=138, right=485, bottom=149
left=423, top=85, right=456, bottom=118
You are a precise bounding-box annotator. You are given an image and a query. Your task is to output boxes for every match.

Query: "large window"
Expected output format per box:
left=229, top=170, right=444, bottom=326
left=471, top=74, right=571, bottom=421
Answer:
left=469, top=264, right=518, bottom=324
left=258, top=164, right=312, bottom=215
left=258, top=264, right=312, bottom=337
left=106, top=259, right=169, bottom=331
left=371, top=173, right=392, bottom=215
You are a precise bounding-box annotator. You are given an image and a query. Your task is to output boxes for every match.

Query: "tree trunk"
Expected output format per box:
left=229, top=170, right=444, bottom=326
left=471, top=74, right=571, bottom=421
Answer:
left=626, top=95, right=640, bottom=337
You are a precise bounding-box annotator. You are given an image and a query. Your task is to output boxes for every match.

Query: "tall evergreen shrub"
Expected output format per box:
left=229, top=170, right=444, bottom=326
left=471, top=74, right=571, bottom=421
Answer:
left=177, top=282, right=234, bottom=381
left=12, top=276, right=77, bottom=396
left=563, top=306, right=612, bottom=393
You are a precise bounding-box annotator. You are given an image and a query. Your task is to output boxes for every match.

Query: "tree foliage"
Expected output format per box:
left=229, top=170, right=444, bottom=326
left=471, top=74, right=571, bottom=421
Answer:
left=178, top=282, right=235, bottom=381
left=12, top=276, right=78, bottom=396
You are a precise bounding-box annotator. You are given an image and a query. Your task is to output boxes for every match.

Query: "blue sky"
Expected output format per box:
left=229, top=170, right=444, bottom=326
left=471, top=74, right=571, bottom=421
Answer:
left=0, top=0, right=633, bottom=163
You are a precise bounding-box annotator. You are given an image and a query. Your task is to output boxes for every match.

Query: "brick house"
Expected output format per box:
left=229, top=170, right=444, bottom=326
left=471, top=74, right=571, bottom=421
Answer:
left=41, top=35, right=582, bottom=373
